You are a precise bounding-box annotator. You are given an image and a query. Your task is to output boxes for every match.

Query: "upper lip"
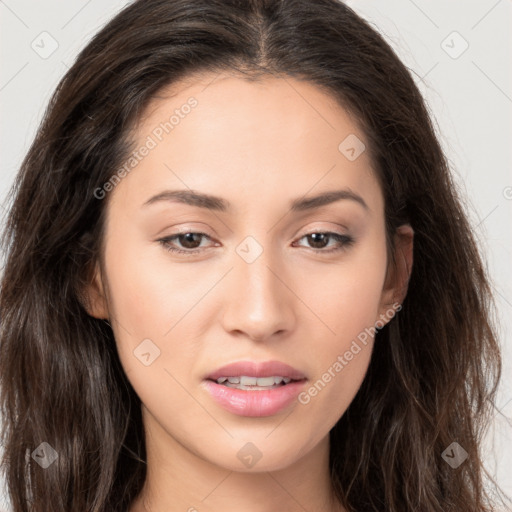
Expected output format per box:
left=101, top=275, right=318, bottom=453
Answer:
left=206, top=360, right=307, bottom=381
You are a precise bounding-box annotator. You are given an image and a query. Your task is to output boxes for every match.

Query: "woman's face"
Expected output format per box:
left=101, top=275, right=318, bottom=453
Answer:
left=86, top=72, right=411, bottom=472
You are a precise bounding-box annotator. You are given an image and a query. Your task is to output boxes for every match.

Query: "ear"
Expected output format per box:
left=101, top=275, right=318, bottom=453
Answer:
left=377, top=223, right=414, bottom=325
left=78, top=261, right=109, bottom=320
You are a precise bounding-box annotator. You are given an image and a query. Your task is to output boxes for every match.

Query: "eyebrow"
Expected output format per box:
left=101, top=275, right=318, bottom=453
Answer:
left=142, top=188, right=369, bottom=212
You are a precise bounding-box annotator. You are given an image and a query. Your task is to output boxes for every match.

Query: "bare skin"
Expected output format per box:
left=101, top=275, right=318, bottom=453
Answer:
left=84, top=71, right=413, bottom=512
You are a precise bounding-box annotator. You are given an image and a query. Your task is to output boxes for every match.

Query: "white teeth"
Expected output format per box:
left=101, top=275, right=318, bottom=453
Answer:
left=241, top=376, right=258, bottom=386
left=215, top=375, right=293, bottom=387
left=253, top=376, right=274, bottom=386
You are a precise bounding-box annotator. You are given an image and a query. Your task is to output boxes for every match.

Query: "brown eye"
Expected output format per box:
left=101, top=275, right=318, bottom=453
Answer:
left=175, top=233, right=204, bottom=249
left=294, top=232, right=354, bottom=253
left=158, top=232, right=214, bottom=256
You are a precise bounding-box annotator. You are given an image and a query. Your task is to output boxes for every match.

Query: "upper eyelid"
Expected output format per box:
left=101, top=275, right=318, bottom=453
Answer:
left=161, top=222, right=350, bottom=236
left=160, top=230, right=351, bottom=247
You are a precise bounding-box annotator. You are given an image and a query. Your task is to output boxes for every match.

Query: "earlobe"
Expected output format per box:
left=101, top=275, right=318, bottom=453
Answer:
left=79, top=261, right=109, bottom=320
left=378, top=223, right=414, bottom=324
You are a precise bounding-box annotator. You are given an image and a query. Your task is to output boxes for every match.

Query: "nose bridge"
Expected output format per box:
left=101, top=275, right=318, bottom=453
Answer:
left=221, top=234, right=295, bottom=340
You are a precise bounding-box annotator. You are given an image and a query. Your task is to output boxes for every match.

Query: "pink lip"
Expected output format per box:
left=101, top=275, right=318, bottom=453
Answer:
left=202, top=379, right=307, bottom=417
left=202, top=360, right=307, bottom=417
left=205, top=360, right=306, bottom=381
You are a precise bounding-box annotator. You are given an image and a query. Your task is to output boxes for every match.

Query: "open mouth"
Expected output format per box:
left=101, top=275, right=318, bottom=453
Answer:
left=203, top=371, right=308, bottom=417
left=208, top=375, right=303, bottom=391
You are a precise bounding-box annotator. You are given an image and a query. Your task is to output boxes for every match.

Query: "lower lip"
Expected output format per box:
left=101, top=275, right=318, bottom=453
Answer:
left=202, top=379, right=307, bottom=417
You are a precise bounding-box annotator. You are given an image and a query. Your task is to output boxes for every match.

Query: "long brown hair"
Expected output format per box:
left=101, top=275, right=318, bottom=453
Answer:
left=0, top=0, right=506, bottom=510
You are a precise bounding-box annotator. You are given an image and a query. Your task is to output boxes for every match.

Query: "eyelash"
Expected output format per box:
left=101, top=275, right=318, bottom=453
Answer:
left=157, top=231, right=355, bottom=257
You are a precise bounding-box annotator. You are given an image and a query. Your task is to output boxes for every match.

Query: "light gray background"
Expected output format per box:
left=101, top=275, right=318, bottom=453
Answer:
left=1, top=0, right=511, bottom=509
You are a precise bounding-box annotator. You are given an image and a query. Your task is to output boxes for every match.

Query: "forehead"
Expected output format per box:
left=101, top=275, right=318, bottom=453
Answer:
left=108, top=71, right=382, bottom=216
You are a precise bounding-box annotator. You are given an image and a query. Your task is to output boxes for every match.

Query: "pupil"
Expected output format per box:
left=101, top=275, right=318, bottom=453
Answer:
left=308, top=233, right=328, bottom=249
left=179, top=233, right=201, bottom=249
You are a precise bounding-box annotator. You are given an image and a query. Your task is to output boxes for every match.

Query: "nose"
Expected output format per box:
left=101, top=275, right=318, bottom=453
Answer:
left=220, top=242, right=296, bottom=342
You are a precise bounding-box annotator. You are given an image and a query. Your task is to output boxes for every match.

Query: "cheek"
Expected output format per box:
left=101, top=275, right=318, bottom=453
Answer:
left=297, top=240, right=388, bottom=345
left=100, top=235, right=203, bottom=388
left=294, top=267, right=382, bottom=429
left=296, top=339, right=373, bottom=440
left=102, top=230, right=212, bottom=338
left=103, top=256, right=203, bottom=422
left=293, top=240, right=386, bottom=418
left=306, top=265, right=384, bottom=330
